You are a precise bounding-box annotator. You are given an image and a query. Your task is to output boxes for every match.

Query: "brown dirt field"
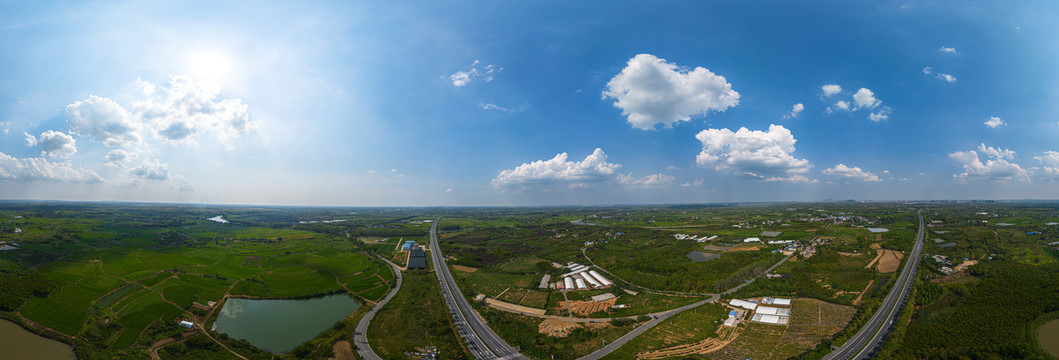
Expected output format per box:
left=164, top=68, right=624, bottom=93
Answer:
left=485, top=298, right=547, bottom=316
left=725, top=244, right=761, bottom=252
left=703, top=244, right=731, bottom=251
left=869, top=242, right=882, bottom=249
left=328, top=341, right=354, bottom=360
left=558, top=298, right=617, bottom=316
left=956, top=259, right=978, bottom=271
left=539, top=319, right=582, bottom=337
left=851, top=280, right=874, bottom=305
left=637, top=326, right=740, bottom=359
left=451, top=264, right=477, bottom=272
left=876, top=250, right=904, bottom=273
left=838, top=252, right=864, bottom=257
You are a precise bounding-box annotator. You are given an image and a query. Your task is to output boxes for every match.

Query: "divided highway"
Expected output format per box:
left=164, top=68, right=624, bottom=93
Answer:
left=824, top=210, right=925, bottom=360
left=428, top=219, right=528, bottom=360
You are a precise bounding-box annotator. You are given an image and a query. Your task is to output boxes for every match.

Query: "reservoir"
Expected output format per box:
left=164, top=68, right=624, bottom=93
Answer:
left=213, top=295, right=360, bottom=353
left=1037, top=319, right=1059, bottom=358
left=0, top=319, right=76, bottom=360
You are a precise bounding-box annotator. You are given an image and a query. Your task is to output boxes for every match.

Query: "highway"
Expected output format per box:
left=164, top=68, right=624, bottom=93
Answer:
left=428, top=218, right=528, bottom=360
left=823, top=210, right=925, bottom=360
left=353, top=257, right=403, bottom=360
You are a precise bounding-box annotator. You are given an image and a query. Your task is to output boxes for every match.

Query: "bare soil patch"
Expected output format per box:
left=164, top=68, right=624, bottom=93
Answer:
left=703, top=244, right=732, bottom=252
left=450, top=264, right=477, bottom=273
left=838, top=252, right=863, bottom=257
left=485, top=298, right=547, bottom=316
left=637, top=326, right=740, bottom=359
left=557, top=298, right=617, bottom=316
left=876, top=250, right=904, bottom=273
left=725, top=244, right=761, bottom=252
left=851, top=280, right=874, bottom=305
left=956, top=259, right=978, bottom=272
left=328, top=340, right=355, bottom=360
left=538, top=319, right=581, bottom=337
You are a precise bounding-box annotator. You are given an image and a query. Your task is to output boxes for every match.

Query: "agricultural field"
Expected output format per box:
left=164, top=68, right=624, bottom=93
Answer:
left=0, top=203, right=403, bottom=359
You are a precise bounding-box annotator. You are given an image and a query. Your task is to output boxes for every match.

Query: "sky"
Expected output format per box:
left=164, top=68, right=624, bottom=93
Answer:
left=1, top=1, right=1059, bottom=206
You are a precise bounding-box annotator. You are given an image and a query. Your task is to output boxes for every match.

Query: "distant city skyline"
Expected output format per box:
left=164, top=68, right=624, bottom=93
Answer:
left=2, top=1, right=1058, bottom=206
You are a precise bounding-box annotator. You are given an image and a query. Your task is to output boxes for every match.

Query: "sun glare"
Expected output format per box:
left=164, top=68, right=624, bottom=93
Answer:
left=188, top=51, right=231, bottom=80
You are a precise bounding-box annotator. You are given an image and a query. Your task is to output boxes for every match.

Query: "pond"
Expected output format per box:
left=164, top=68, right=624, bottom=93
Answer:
left=0, top=319, right=76, bottom=360
left=1037, top=319, right=1059, bottom=358
left=213, top=294, right=361, bottom=353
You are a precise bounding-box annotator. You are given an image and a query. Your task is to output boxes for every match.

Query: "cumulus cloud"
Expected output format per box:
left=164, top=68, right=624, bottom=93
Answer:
left=949, top=143, right=1029, bottom=183
left=922, top=66, right=957, bottom=83
left=603, top=54, right=739, bottom=130
left=785, top=103, right=804, bottom=119
left=617, top=173, right=675, bottom=188
left=1035, top=151, right=1059, bottom=178
left=492, top=148, right=622, bottom=188
left=852, top=88, right=881, bottom=109
left=0, top=121, right=9, bottom=134
left=0, top=152, right=103, bottom=183
left=940, top=47, right=958, bottom=54
left=823, top=164, right=883, bottom=182
left=695, top=124, right=812, bottom=182
left=25, top=130, right=77, bottom=158
left=831, top=100, right=851, bottom=112
left=821, top=84, right=842, bottom=97
left=130, top=159, right=170, bottom=181
left=449, top=60, right=500, bottom=87
left=869, top=106, right=892, bottom=122
left=105, top=149, right=136, bottom=167
left=66, top=95, right=141, bottom=147
left=132, top=76, right=253, bottom=143
left=984, top=116, right=1006, bottom=128
left=681, top=179, right=704, bottom=187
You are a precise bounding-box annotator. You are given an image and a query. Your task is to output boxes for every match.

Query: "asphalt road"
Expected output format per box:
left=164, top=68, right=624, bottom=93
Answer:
left=353, top=257, right=403, bottom=360
left=428, top=219, right=528, bottom=360
left=823, top=211, right=925, bottom=360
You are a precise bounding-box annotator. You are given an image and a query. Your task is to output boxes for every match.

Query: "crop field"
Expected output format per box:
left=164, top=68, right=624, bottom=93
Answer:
left=601, top=303, right=727, bottom=359
left=0, top=203, right=403, bottom=359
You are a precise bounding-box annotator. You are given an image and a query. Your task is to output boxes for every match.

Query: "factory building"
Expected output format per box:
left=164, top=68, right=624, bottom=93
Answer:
left=407, top=244, right=426, bottom=269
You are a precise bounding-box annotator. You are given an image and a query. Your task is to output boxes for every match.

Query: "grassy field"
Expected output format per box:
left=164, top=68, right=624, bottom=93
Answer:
left=600, top=302, right=727, bottom=359
left=367, top=257, right=468, bottom=359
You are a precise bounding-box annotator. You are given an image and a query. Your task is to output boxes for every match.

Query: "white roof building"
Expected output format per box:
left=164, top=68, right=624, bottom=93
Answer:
left=744, top=237, right=761, bottom=243
left=178, top=320, right=194, bottom=328
left=751, top=314, right=789, bottom=325
left=755, top=306, right=791, bottom=316
left=730, top=299, right=758, bottom=310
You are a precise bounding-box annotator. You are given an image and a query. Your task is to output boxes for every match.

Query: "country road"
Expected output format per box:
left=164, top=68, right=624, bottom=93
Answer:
left=353, top=257, right=404, bottom=360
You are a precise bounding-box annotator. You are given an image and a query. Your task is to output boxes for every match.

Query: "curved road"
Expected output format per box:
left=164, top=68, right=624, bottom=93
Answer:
left=353, top=257, right=403, bottom=360
left=823, top=210, right=925, bottom=360
left=428, top=219, right=528, bottom=360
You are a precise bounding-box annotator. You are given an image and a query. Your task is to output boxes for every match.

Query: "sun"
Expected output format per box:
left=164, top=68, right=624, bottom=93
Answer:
left=187, top=51, right=231, bottom=81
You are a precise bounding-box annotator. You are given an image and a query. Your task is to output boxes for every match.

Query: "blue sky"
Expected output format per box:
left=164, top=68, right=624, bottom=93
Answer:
left=2, top=1, right=1058, bottom=205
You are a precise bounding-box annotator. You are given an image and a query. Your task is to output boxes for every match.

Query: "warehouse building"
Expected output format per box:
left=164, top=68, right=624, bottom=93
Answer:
left=751, top=313, right=789, bottom=325
left=755, top=306, right=790, bottom=316
left=730, top=299, right=758, bottom=311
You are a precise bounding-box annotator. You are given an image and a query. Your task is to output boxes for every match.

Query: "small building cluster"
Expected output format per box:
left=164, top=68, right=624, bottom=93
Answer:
left=547, top=263, right=613, bottom=291
left=726, top=297, right=793, bottom=326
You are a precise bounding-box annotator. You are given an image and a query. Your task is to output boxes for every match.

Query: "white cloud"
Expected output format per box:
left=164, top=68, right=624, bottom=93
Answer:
left=105, top=149, right=136, bottom=167
left=617, top=173, right=675, bottom=188
left=603, top=54, right=739, bottom=130
left=681, top=179, right=705, bottom=187
left=449, top=60, right=500, bottom=87
left=936, top=73, right=957, bottom=83
left=130, top=159, right=170, bottom=181
left=695, top=124, right=812, bottom=182
left=1035, top=151, right=1059, bottom=178
left=0, top=152, right=103, bottom=183
left=823, top=164, right=883, bottom=182
left=852, top=88, right=881, bottom=109
left=922, top=66, right=933, bottom=74
left=26, top=130, right=77, bottom=158
left=821, top=84, right=842, bottom=97
left=445, top=188, right=454, bottom=193
left=479, top=103, right=510, bottom=112
left=132, top=76, right=253, bottom=143
left=830, top=100, right=851, bottom=113
left=784, top=103, right=804, bottom=119
left=940, top=47, right=958, bottom=54
left=984, top=116, right=1006, bottom=128
left=869, top=106, right=892, bottom=122
left=492, top=148, right=622, bottom=188
left=949, top=143, right=1029, bottom=183
left=0, top=122, right=9, bottom=134
left=66, top=95, right=141, bottom=147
